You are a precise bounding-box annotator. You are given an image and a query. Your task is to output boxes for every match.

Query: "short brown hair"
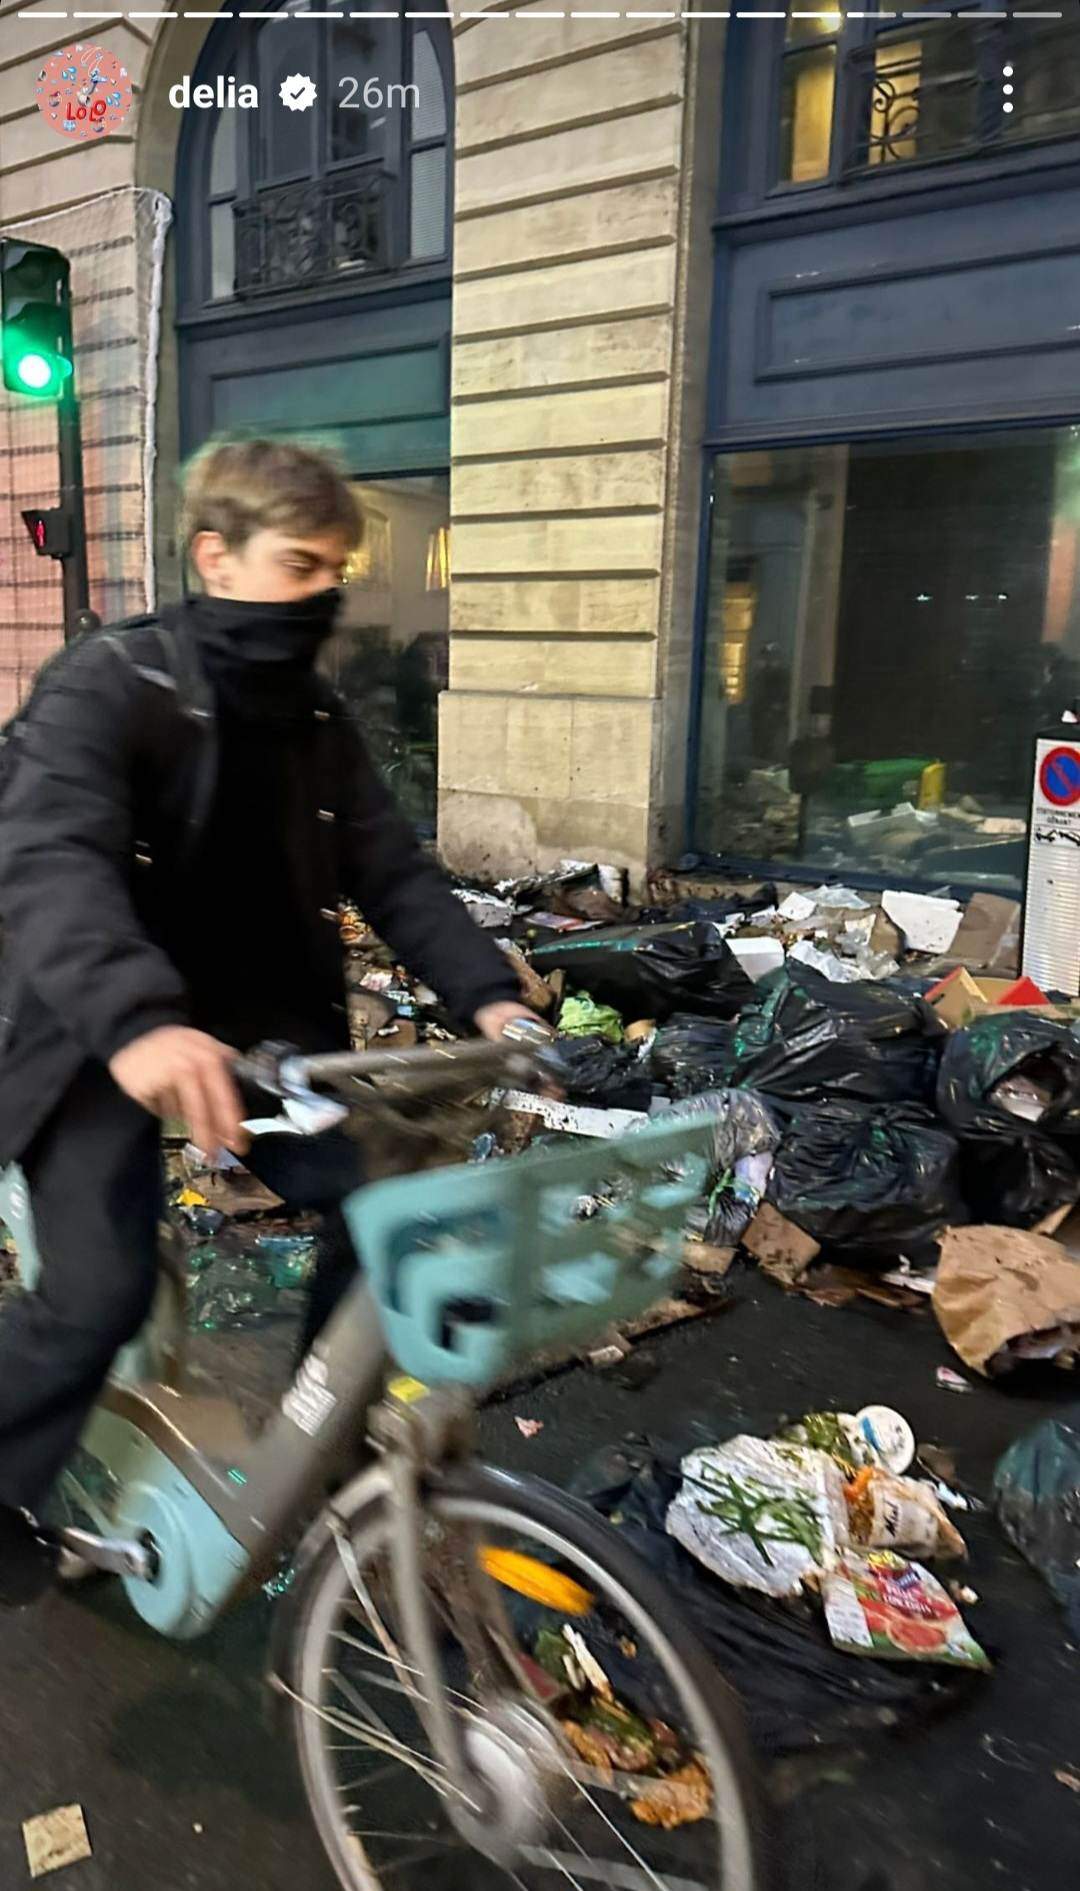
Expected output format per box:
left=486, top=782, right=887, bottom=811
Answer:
left=178, top=436, right=364, bottom=552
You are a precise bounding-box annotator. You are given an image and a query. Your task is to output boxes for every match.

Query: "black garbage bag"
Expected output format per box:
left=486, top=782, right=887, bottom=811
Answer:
left=954, top=1135, right=1079, bottom=1229
left=565, top=1443, right=978, bottom=1756
left=553, top=1035, right=653, bottom=1112
left=767, top=1099, right=963, bottom=1256
left=650, top=1013, right=740, bottom=1097
left=936, top=1014, right=1080, bottom=1226
left=530, top=921, right=756, bottom=1023
left=937, top=1011, right=1080, bottom=1138
left=994, top=1410, right=1080, bottom=1637
left=728, top=962, right=944, bottom=1106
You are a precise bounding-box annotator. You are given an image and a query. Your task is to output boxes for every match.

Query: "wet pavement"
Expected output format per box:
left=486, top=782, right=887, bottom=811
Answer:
left=0, top=1272, right=1077, bottom=1891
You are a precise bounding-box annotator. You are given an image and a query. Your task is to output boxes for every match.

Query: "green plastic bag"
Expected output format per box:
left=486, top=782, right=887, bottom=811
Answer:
left=559, top=991, right=624, bottom=1044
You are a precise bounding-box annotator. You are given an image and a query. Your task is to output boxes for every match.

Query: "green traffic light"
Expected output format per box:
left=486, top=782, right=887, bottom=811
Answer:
left=1, top=238, right=74, bottom=401
left=2, top=340, right=72, bottom=399
left=16, top=352, right=53, bottom=392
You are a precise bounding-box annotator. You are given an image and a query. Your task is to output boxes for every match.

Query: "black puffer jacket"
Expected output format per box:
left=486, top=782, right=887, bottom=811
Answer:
left=0, top=607, right=519, bottom=1161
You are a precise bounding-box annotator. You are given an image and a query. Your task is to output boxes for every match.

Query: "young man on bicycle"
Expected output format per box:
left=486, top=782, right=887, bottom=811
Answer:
left=0, top=437, right=535, bottom=1594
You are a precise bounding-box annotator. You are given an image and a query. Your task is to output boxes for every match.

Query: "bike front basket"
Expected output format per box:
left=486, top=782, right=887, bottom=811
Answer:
left=344, top=1117, right=713, bottom=1387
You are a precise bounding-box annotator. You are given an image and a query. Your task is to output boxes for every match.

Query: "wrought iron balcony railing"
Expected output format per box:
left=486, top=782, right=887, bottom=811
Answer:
left=233, top=159, right=389, bottom=297
left=841, top=19, right=1080, bottom=178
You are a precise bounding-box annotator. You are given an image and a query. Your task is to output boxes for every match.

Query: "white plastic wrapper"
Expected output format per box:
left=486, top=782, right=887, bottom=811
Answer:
left=666, top=1437, right=849, bottom=1599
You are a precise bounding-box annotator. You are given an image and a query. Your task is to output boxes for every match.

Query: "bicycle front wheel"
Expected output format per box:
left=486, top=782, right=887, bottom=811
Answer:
left=284, top=1462, right=769, bottom=1891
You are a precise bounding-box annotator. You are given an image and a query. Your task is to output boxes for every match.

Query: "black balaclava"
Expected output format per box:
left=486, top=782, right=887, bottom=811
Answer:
left=187, top=588, right=343, bottom=718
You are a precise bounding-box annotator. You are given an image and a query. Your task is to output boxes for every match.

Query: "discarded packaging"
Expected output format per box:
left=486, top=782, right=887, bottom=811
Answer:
left=948, top=893, right=1021, bottom=976
left=881, top=890, right=964, bottom=956
left=843, top=1466, right=966, bottom=1559
left=936, top=1366, right=974, bottom=1394
left=742, top=1201, right=821, bottom=1288
left=927, top=966, right=1070, bottom=1032
left=23, top=1805, right=92, bottom=1880
left=854, top=1406, right=916, bottom=1475
left=822, top=1552, right=990, bottom=1669
left=806, top=886, right=871, bottom=911
left=777, top=1411, right=875, bottom=1479
left=933, top=1225, right=1080, bottom=1376
left=727, top=935, right=786, bottom=982
left=777, top=892, right=818, bottom=924
left=497, top=1091, right=648, bottom=1140
left=666, top=1435, right=848, bottom=1600
left=787, top=939, right=899, bottom=985
left=515, top=1417, right=544, bottom=1439
left=454, top=888, right=516, bottom=930
left=646, top=1088, right=779, bottom=1245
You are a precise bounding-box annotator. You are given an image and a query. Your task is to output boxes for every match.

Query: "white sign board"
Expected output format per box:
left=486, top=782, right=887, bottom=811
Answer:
left=1023, top=737, right=1080, bottom=997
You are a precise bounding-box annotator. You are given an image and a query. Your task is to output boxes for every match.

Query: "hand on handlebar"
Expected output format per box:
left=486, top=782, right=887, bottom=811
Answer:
left=473, top=1001, right=544, bottom=1042
left=109, top=1026, right=250, bottom=1157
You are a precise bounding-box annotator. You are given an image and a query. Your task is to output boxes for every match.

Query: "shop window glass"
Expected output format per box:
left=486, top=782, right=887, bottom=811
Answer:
left=692, top=427, right=1080, bottom=894
left=326, top=474, right=450, bottom=829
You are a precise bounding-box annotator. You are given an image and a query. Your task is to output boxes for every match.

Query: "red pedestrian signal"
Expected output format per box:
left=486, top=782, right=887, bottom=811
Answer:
left=22, top=506, right=72, bottom=559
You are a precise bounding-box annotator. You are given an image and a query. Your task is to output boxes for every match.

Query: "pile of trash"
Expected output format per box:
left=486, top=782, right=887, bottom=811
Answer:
left=168, top=1159, right=318, bottom=1332
left=667, top=1407, right=989, bottom=1670
left=176, top=858, right=1080, bottom=1382
left=368, top=860, right=1076, bottom=1370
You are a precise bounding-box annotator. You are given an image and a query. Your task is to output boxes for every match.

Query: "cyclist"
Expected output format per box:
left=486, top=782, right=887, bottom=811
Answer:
left=0, top=437, right=536, bottom=1597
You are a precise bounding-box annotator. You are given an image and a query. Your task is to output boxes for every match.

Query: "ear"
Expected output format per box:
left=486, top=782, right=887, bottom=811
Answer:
left=190, top=529, right=232, bottom=592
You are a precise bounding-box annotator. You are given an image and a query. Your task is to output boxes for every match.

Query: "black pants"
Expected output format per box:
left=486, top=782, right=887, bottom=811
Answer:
left=0, top=1060, right=362, bottom=1512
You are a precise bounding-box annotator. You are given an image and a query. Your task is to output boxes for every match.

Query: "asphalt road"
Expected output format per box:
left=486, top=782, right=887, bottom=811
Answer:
left=1, top=1273, right=1077, bottom=1891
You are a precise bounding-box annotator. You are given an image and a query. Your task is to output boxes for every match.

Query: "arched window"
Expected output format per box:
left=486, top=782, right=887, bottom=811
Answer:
left=181, top=0, right=452, bottom=313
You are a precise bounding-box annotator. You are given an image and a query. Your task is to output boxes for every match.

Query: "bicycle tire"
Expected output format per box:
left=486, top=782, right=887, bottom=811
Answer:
left=283, top=1459, right=772, bottom=1891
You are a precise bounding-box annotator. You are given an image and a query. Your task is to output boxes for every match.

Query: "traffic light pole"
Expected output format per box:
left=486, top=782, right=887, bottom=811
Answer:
left=57, top=373, right=97, bottom=639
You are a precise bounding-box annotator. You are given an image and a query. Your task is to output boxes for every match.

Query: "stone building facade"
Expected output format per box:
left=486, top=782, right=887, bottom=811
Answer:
left=0, top=4, right=725, bottom=888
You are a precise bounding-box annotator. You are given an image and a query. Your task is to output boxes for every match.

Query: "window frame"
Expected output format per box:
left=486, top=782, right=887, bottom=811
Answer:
left=723, top=4, right=1080, bottom=214
left=177, top=1, right=453, bottom=319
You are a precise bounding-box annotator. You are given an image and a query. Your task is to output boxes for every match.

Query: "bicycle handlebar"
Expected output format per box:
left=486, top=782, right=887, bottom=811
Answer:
left=234, top=1030, right=559, bottom=1122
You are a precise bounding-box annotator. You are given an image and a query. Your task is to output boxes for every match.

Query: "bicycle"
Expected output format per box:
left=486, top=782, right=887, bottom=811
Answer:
left=0, top=1037, right=768, bottom=1891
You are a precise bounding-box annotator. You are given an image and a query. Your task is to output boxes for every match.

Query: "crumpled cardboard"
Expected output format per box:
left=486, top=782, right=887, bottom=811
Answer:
left=948, top=893, right=1021, bottom=976
left=933, top=1225, right=1080, bottom=1376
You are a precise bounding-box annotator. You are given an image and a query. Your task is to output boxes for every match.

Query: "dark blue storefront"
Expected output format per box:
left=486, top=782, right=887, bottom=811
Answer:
left=689, top=6, right=1080, bottom=897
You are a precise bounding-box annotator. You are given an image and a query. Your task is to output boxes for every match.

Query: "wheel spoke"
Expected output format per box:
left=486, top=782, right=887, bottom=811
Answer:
left=553, top=1754, right=670, bottom=1891
left=294, top=1493, right=748, bottom=1891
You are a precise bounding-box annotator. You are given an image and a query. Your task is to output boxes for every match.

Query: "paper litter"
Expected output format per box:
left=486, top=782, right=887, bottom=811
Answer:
left=23, top=1806, right=92, bottom=1880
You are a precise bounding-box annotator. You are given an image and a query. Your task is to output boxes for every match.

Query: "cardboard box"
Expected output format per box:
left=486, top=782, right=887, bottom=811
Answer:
left=925, top=965, right=1077, bottom=1030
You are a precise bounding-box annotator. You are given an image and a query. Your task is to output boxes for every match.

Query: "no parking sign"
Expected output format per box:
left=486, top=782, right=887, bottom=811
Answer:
left=1024, top=734, right=1080, bottom=995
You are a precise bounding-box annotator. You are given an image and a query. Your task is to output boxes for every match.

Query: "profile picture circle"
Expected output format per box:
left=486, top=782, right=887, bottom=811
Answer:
left=36, top=44, right=133, bottom=141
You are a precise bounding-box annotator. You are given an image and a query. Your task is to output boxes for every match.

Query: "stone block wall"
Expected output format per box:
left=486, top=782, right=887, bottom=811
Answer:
left=441, top=5, right=723, bottom=885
